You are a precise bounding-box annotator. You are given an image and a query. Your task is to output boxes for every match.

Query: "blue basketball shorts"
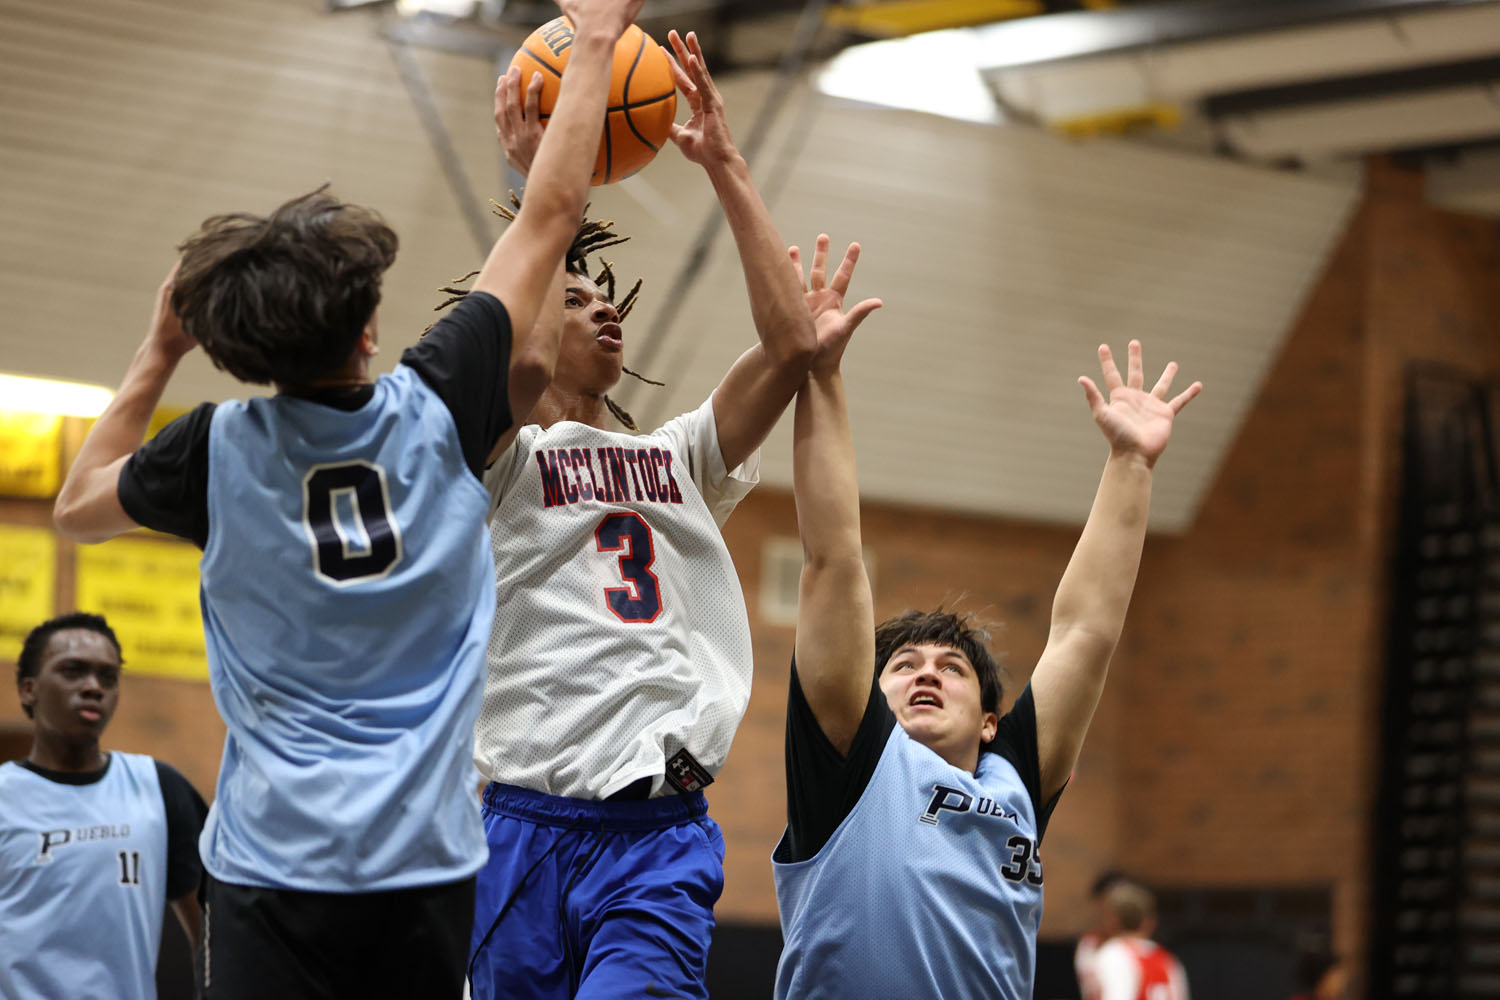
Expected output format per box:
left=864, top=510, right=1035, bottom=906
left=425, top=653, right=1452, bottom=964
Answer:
left=467, top=782, right=725, bottom=1000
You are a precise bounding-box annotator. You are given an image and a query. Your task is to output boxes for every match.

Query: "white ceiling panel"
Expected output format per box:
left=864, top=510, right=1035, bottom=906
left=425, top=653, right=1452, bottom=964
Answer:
left=615, top=99, right=1360, bottom=534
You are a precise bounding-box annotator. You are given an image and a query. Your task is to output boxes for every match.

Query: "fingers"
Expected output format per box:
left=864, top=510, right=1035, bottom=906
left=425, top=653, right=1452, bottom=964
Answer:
left=1079, top=376, right=1106, bottom=415
left=523, top=70, right=543, bottom=122
left=496, top=67, right=522, bottom=132
left=1168, top=380, right=1203, bottom=414
left=683, top=30, right=721, bottom=103
left=844, top=297, right=883, bottom=335
left=828, top=242, right=860, bottom=298
left=788, top=245, right=806, bottom=291
left=1126, top=338, right=1143, bottom=389
left=667, top=30, right=719, bottom=108
left=809, top=234, right=830, bottom=292
left=664, top=42, right=695, bottom=100
left=1097, top=344, right=1124, bottom=392
left=1150, top=360, right=1177, bottom=399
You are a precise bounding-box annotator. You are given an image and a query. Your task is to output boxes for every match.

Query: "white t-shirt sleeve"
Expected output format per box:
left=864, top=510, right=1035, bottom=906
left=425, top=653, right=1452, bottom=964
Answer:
left=655, top=396, right=760, bottom=528
left=1094, top=940, right=1142, bottom=1000
left=482, top=426, right=537, bottom=513
left=1169, top=958, right=1190, bottom=1000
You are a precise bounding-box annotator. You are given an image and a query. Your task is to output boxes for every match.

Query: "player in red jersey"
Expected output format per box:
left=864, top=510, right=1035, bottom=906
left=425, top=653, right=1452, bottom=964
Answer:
left=1093, top=881, right=1191, bottom=1000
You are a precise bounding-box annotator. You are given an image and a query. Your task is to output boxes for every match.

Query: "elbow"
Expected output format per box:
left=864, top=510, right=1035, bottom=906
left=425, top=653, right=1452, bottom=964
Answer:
left=52, top=497, right=95, bottom=543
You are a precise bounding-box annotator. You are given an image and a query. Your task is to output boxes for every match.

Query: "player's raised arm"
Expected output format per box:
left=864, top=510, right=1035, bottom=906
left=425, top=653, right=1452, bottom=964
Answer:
left=665, top=30, right=817, bottom=471
left=791, top=239, right=883, bottom=754
left=53, top=265, right=196, bottom=542
left=1030, top=341, right=1201, bottom=802
left=471, top=0, right=643, bottom=426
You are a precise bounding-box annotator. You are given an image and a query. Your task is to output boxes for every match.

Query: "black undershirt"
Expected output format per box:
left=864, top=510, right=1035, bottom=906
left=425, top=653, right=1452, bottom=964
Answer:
left=18, top=755, right=209, bottom=900
left=777, top=659, right=1058, bottom=865
left=117, top=291, right=513, bottom=547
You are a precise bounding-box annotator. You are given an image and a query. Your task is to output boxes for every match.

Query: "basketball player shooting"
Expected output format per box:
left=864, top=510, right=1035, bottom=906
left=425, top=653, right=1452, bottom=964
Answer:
left=460, top=28, right=858, bottom=1000
left=49, top=1, right=644, bottom=995
left=773, top=321, right=1200, bottom=998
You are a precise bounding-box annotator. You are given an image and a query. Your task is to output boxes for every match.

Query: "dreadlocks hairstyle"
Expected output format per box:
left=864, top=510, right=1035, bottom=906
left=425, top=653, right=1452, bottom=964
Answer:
left=173, top=185, right=398, bottom=387
left=430, top=192, right=663, bottom=430
left=873, top=607, right=1004, bottom=717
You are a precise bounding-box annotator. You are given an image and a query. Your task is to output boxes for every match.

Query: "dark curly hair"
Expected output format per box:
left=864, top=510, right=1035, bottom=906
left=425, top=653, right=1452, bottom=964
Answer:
left=172, top=186, right=398, bottom=386
left=16, top=612, right=123, bottom=720
left=874, top=607, right=1003, bottom=716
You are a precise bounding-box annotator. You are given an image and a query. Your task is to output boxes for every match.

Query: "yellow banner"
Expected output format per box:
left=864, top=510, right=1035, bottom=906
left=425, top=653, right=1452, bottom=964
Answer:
left=0, top=411, right=63, bottom=498
left=0, top=525, right=57, bottom=653
left=74, top=537, right=207, bottom=681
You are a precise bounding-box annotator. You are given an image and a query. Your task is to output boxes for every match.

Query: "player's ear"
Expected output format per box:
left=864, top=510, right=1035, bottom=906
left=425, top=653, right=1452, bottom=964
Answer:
left=980, top=711, right=998, bottom=744
left=18, top=676, right=35, bottom=712
left=359, top=311, right=380, bottom=358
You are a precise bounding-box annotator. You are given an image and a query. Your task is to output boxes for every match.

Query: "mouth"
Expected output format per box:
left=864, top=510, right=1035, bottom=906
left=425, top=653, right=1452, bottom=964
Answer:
left=909, top=692, right=943, bottom=711
left=76, top=705, right=104, bottom=724
left=596, top=323, right=623, bottom=352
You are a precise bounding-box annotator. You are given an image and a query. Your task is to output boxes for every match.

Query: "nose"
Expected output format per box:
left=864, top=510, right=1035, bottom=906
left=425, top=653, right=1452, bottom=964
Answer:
left=591, top=299, right=619, bottom=324
left=79, top=672, right=104, bottom=698
left=912, top=661, right=941, bottom=684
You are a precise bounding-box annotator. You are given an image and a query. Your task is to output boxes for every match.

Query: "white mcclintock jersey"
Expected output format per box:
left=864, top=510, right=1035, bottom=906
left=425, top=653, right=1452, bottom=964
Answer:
left=476, top=397, right=758, bottom=799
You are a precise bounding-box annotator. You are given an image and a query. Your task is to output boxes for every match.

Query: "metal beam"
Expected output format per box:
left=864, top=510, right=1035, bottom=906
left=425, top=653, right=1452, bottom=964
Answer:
left=973, top=0, right=1499, bottom=71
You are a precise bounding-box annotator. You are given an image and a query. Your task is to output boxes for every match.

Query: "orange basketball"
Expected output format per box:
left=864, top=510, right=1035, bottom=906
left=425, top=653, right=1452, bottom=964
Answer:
left=509, top=18, right=678, bottom=185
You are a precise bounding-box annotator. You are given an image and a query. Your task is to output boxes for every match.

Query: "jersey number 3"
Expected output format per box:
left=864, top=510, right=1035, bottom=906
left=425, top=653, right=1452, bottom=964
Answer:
left=303, top=462, right=403, bottom=585
left=595, top=512, right=663, bottom=623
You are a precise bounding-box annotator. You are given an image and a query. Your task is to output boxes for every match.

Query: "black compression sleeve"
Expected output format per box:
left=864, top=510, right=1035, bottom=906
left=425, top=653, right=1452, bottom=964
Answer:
left=117, top=403, right=215, bottom=548
left=154, top=760, right=208, bottom=900
left=777, top=660, right=896, bottom=865
left=401, top=291, right=514, bottom=479
left=986, top=685, right=1063, bottom=841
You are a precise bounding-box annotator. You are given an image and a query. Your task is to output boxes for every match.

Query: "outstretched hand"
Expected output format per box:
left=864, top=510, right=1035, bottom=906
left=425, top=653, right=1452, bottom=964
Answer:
left=788, top=235, right=882, bottom=373
left=665, top=30, right=737, bottom=167
left=1078, top=341, right=1200, bottom=466
left=493, top=66, right=546, bottom=176
left=149, top=261, right=196, bottom=359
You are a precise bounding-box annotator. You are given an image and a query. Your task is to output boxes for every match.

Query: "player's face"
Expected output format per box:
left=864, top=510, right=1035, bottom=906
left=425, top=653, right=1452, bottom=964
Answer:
left=554, top=273, right=624, bottom=395
left=21, top=629, right=121, bottom=742
left=879, top=643, right=998, bottom=772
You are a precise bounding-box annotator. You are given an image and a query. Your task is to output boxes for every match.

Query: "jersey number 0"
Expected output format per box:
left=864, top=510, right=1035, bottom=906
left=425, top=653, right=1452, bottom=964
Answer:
left=303, top=462, right=404, bottom=585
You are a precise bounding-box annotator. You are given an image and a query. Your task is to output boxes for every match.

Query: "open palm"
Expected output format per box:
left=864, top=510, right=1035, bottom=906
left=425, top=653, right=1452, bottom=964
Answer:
left=665, top=30, right=735, bottom=166
left=1079, top=341, right=1201, bottom=465
left=788, top=235, right=882, bottom=373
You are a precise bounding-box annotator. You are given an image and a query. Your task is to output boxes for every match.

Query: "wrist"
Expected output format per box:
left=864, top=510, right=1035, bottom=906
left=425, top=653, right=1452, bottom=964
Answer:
left=568, top=27, right=620, bottom=52
left=702, top=149, right=749, bottom=180
left=141, top=336, right=191, bottom=369
left=1107, top=447, right=1156, bottom=472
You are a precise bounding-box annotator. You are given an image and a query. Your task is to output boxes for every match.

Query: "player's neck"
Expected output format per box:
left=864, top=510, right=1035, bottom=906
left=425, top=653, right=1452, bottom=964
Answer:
left=533, top=386, right=611, bottom=430
left=28, top=734, right=107, bottom=773
left=275, top=347, right=373, bottom=396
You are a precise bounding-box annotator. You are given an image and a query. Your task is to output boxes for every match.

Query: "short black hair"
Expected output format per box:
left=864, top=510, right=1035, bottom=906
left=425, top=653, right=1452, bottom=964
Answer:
left=16, top=612, right=123, bottom=719
left=172, top=186, right=398, bottom=386
left=874, top=607, right=1002, bottom=715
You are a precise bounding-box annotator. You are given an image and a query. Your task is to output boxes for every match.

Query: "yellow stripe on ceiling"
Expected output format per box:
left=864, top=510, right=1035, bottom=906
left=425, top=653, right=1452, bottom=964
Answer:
left=825, top=0, right=1045, bottom=37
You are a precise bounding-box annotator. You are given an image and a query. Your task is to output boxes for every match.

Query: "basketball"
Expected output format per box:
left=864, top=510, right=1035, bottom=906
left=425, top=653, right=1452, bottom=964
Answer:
left=509, top=18, right=678, bottom=185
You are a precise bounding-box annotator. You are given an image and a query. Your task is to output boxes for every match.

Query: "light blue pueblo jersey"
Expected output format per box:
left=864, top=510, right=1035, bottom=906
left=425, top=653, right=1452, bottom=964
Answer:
left=0, top=753, right=166, bottom=1000
left=197, top=365, right=493, bottom=891
left=773, top=728, right=1046, bottom=1000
